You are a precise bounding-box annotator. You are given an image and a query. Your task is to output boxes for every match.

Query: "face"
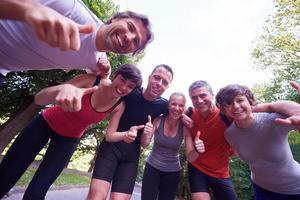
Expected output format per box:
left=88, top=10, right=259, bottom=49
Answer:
left=168, top=95, right=186, bottom=120
left=145, top=67, right=173, bottom=99
left=112, top=75, right=136, bottom=97
left=189, top=87, right=213, bottom=117
left=104, top=17, right=148, bottom=54
left=223, top=94, right=253, bottom=121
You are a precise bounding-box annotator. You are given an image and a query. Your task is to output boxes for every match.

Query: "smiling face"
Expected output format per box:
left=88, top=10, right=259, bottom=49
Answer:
left=111, top=74, right=137, bottom=97
left=189, top=86, right=214, bottom=118
left=144, top=66, right=173, bottom=100
left=223, top=94, right=253, bottom=122
left=168, top=93, right=186, bottom=120
left=103, top=17, right=148, bottom=54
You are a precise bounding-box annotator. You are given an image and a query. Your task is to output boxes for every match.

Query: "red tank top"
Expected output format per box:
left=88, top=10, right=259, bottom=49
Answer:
left=43, top=93, right=120, bottom=138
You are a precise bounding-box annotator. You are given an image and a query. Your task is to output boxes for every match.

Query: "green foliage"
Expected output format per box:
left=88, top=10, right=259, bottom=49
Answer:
left=251, top=0, right=300, bottom=101
left=136, top=148, right=149, bottom=182
left=289, top=131, right=300, bottom=162
left=82, top=0, right=119, bottom=21
left=229, top=157, right=253, bottom=200
left=177, top=145, right=191, bottom=200
left=0, top=70, right=82, bottom=122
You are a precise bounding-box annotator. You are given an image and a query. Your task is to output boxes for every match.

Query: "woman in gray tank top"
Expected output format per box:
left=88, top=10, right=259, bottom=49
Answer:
left=141, top=92, right=204, bottom=200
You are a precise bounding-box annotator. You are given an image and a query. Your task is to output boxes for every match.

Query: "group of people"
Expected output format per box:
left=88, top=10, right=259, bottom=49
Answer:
left=0, top=0, right=300, bottom=200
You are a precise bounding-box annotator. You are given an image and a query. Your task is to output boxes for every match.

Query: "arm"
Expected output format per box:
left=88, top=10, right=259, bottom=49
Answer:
left=0, top=0, right=94, bottom=51
left=181, top=113, right=194, bottom=129
left=252, top=100, right=300, bottom=116
left=34, top=74, right=98, bottom=111
left=253, top=101, right=300, bottom=129
left=141, top=116, right=158, bottom=148
left=86, top=55, right=111, bottom=78
left=105, top=103, right=145, bottom=143
left=184, top=128, right=204, bottom=163
left=0, top=0, right=35, bottom=20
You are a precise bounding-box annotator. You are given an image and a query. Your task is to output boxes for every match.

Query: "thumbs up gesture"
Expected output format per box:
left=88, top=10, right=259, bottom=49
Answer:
left=56, top=84, right=98, bottom=112
left=143, top=115, right=154, bottom=137
left=194, top=131, right=205, bottom=153
left=124, top=125, right=145, bottom=143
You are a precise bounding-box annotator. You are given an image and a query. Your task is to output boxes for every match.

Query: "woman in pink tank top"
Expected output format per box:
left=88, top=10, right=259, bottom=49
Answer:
left=0, top=64, right=142, bottom=199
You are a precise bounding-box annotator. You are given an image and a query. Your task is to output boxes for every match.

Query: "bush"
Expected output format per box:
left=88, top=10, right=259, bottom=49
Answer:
left=229, top=157, right=254, bottom=200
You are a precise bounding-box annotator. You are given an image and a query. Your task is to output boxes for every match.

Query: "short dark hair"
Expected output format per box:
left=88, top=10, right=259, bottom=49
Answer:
left=113, top=64, right=142, bottom=88
left=105, top=11, right=153, bottom=56
left=215, top=84, right=257, bottom=112
left=188, top=80, right=213, bottom=95
left=151, top=64, right=174, bottom=80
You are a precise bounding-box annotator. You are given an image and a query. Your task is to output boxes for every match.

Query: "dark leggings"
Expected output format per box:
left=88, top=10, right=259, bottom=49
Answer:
left=142, top=162, right=180, bottom=200
left=0, top=115, right=79, bottom=200
left=252, top=181, right=300, bottom=200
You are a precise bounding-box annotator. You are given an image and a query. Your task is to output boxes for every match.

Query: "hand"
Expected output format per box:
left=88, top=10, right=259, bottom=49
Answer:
left=143, top=115, right=154, bottom=137
left=24, top=4, right=95, bottom=51
left=289, top=80, right=300, bottom=93
left=94, top=57, right=111, bottom=77
left=194, top=131, right=205, bottom=153
left=275, top=115, right=300, bottom=131
left=181, top=113, right=194, bottom=128
left=55, top=84, right=98, bottom=112
left=124, top=125, right=145, bottom=143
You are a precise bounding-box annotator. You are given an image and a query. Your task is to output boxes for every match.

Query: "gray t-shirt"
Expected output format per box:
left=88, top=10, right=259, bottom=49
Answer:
left=147, top=117, right=184, bottom=172
left=225, top=112, right=300, bottom=194
left=0, top=0, right=105, bottom=75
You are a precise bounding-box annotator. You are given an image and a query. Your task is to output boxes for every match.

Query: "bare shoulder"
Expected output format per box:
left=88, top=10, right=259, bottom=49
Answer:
left=153, top=116, right=163, bottom=129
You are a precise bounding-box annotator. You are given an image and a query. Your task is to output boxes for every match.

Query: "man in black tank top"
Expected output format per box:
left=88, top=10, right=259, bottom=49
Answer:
left=87, top=64, right=174, bottom=200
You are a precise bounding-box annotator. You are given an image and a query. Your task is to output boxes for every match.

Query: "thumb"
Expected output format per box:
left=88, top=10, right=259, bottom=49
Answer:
left=196, top=131, right=201, bottom=139
left=78, top=23, right=95, bottom=34
left=148, top=115, right=152, bottom=123
left=83, top=86, right=98, bottom=95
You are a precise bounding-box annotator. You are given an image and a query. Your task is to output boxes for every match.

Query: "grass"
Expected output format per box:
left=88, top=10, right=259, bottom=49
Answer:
left=16, top=168, right=91, bottom=187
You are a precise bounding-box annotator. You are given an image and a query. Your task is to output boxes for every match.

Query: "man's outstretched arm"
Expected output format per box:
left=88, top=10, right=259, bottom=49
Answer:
left=0, top=0, right=94, bottom=51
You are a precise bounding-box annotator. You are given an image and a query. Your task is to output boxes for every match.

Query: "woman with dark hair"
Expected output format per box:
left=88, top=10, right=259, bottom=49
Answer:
left=0, top=64, right=142, bottom=200
left=216, top=84, right=300, bottom=200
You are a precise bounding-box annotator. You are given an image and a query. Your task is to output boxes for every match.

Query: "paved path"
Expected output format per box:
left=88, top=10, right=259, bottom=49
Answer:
left=4, top=184, right=141, bottom=200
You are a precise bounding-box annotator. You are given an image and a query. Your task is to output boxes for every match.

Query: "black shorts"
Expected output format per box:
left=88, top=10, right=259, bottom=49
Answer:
left=188, top=163, right=238, bottom=200
left=92, top=141, right=140, bottom=194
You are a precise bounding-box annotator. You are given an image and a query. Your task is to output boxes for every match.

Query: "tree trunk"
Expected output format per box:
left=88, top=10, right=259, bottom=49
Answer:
left=0, top=102, right=43, bottom=154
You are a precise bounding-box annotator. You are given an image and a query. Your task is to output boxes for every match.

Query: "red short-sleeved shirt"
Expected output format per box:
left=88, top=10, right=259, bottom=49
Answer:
left=190, top=106, right=231, bottom=178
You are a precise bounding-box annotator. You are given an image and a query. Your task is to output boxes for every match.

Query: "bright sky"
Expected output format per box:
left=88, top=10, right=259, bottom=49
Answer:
left=114, top=0, right=275, bottom=105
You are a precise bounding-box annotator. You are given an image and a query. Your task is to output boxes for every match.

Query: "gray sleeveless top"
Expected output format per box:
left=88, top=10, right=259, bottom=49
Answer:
left=147, top=117, right=184, bottom=172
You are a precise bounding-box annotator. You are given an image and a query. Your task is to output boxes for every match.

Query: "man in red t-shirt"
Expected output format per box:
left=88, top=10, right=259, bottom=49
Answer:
left=187, top=80, right=238, bottom=200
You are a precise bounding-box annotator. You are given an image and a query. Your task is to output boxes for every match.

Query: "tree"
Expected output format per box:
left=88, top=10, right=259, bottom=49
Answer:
left=0, top=70, right=80, bottom=153
left=251, top=0, right=300, bottom=102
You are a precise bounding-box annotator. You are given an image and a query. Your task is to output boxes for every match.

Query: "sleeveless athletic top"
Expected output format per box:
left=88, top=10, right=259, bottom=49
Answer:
left=147, top=117, right=184, bottom=172
left=42, top=77, right=122, bottom=138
